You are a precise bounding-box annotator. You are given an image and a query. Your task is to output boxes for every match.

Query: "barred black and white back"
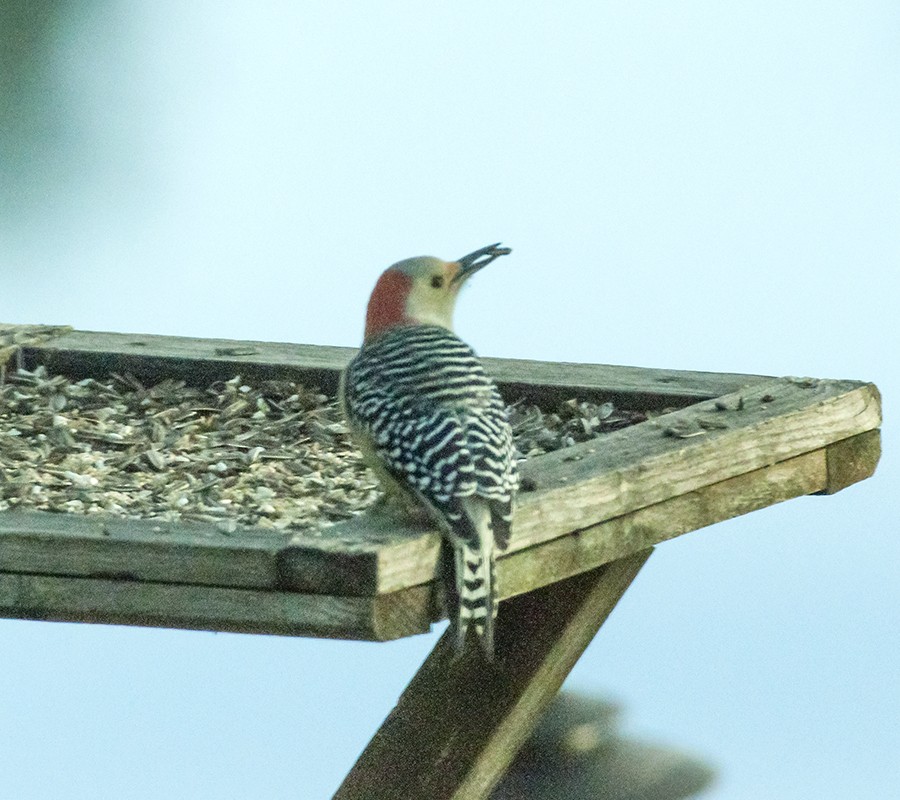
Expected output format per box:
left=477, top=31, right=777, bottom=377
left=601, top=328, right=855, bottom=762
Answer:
left=342, top=324, right=518, bottom=657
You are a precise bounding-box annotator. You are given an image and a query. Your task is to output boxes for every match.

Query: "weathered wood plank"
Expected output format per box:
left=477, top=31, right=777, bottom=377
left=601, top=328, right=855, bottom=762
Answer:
left=0, top=572, right=398, bottom=640
left=0, top=449, right=828, bottom=641
left=335, top=551, right=651, bottom=800
left=371, top=448, right=827, bottom=640
left=19, top=325, right=769, bottom=407
left=280, top=378, right=882, bottom=595
left=497, top=448, right=825, bottom=603
left=0, top=511, right=286, bottom=590
left=819, top=429, right=882, bottom=494
left=0, top=380, right=880, bottom=608
left=21, top=327, right=354, bottom=396
left=0, top=448, right=827, bottom=641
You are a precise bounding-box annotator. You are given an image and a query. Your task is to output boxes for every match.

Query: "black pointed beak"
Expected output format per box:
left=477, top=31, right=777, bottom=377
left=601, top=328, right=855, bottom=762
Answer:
left=453, top=242, right=512, bottom=283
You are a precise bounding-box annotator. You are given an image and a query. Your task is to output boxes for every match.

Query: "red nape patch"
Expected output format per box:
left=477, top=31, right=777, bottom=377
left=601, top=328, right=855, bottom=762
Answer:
left=364, top=269, right=413, bottom=340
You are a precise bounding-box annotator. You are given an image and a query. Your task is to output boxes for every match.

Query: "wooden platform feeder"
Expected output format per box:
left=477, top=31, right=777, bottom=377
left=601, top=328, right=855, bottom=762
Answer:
left=0, top=325, right=882, bottom=799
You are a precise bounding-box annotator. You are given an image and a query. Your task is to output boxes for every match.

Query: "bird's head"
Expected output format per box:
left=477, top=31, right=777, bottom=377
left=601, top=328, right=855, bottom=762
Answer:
left=363, top=243, right=511, bottom=342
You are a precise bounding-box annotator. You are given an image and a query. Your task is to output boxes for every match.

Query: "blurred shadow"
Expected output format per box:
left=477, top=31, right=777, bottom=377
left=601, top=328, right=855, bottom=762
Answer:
left=493, top=692, right=715, bottom=800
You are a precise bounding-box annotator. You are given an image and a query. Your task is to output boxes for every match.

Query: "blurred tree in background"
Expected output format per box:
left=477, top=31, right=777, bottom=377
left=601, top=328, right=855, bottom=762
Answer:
left=1, top=1, right=68, bottom=211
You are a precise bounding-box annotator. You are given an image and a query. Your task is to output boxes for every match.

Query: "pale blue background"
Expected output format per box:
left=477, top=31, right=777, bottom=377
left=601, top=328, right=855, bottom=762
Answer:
left=1, top=3, right=898, bottom=798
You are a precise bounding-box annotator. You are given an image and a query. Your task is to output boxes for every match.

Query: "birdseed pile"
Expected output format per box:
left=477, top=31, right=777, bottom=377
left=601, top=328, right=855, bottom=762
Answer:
left=0, top=365, right=646, bottom=533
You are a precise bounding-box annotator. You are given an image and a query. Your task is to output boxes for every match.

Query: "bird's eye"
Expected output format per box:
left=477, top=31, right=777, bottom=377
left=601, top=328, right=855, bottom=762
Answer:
left=430, top=275, right=444, bottom=289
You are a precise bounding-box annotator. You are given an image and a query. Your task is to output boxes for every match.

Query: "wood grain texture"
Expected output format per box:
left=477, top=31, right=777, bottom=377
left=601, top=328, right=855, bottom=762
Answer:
left=0, top=448, right=829, bottom=642
left=0, top=381, right=881, bottom=626
left=496, top=448, right=826, bottom=603
left=0, top=511, right=286, bottom=589
left=279, top=377, right=882, bottom=596
left=819, top=429, right=882, bottom=494
left=22, top=327, right=354, bottom=395
left=334, top=550, right=651, bottom=800
left=0, top=571, right=389, bottom=639
left=371, top=447, right=827, bottom=640
left=21, top=325, right=769, bottom=406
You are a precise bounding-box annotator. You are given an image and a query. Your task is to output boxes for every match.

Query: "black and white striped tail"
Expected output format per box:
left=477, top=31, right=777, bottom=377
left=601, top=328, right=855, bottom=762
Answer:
left=453, top=498, right=500, bottom=659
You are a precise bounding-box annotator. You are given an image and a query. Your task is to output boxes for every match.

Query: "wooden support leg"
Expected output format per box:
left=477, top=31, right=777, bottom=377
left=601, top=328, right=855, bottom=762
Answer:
left=334, top=548, right=652, bottom=800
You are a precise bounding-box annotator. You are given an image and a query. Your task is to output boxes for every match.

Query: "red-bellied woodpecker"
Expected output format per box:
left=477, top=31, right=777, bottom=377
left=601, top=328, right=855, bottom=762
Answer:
left=340, top=243, right=518, bottom=658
